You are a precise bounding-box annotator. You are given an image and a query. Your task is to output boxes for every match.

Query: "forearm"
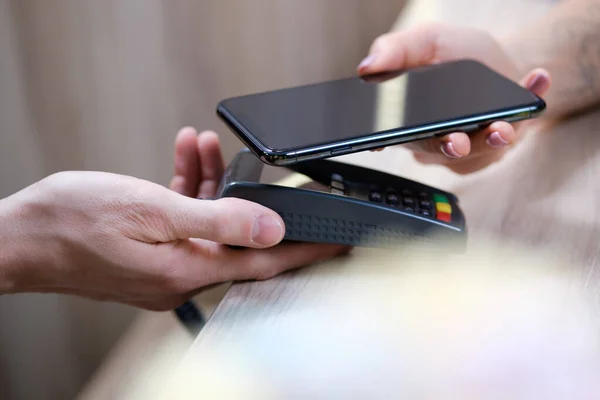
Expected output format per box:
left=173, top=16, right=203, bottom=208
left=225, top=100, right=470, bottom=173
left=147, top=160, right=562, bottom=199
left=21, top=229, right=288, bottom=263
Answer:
left=502, top=0, right=600, bottom=118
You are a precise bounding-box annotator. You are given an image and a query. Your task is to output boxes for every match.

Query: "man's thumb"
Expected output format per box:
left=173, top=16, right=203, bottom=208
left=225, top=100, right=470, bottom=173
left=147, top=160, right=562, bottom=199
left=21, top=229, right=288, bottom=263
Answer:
left=167, top=195, right=285, bottom=248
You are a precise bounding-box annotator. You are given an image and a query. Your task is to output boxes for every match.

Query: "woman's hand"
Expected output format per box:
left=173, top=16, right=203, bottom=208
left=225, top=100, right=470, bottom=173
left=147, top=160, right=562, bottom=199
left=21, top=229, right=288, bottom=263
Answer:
left=0, top=128, right=349, bottom=310
left=358, top=23, right=552, bottom=174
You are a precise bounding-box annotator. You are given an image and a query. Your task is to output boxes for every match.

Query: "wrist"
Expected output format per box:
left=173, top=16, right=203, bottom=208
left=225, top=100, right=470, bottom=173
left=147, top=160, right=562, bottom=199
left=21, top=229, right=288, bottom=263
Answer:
left=0, top=195, right=27, bottom=293
left=499, top=1, right=600, bottom=119
left=0, top=186, right=63, bottom=294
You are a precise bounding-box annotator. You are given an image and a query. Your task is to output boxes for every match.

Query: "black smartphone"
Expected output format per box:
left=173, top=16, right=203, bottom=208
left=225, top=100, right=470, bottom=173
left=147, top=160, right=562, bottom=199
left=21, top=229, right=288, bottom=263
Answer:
left=217, top=59, right=546, bottom=166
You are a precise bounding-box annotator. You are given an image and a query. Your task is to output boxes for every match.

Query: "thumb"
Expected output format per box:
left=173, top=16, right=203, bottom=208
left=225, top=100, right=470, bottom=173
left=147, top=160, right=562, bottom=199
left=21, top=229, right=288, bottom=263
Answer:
left=166, top=195, right=285, bottom=248
left=357, top=23, right=444, bottom=75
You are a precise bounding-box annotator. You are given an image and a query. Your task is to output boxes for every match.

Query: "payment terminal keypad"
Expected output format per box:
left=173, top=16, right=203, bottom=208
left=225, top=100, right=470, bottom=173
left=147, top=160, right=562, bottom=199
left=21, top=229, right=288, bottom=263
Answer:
left=328, top=173, right=455, bottom=224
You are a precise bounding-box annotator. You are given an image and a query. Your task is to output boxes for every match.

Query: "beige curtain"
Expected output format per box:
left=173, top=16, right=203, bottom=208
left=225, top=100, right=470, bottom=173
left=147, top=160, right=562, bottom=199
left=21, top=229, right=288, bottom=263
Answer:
left=0, top=1, right=405, bottom=399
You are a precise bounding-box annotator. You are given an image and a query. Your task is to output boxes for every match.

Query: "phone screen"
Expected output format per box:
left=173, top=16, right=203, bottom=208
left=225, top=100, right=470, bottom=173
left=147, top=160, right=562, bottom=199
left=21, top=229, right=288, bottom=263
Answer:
left=219, top=60, right=541, bottom=153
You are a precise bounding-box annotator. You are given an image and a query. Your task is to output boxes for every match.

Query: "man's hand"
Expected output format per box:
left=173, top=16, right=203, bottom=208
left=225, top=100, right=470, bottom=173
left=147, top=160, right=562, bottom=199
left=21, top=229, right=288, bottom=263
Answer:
left=358, top=23, right=552, bottom=174
left=168, top=127, right=227, bottom=201
left=0, top=128, right=349, bottom=310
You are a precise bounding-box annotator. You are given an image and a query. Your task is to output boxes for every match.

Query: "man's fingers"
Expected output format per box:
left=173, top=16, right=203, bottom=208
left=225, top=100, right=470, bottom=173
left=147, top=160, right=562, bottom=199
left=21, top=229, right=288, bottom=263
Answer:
left=170, top=127, right=200, bottom=197
left=196, top=131, right=225, bottom=199
left=150, top=240, right=351, bottom=296
left=357, top=23, right=443, bottom=75
left=396, top=68, right=550, bottom=160
left=168, top=196, right=285, bottom=248
left=169, top=128, right=227, bottom=200
left=217, top=242, right=352, bottom=283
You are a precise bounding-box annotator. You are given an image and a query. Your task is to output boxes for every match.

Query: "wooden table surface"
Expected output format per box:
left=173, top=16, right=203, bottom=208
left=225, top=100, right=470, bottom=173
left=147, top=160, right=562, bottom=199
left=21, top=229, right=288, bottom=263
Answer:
left=79, top=2, right=600, bottom=399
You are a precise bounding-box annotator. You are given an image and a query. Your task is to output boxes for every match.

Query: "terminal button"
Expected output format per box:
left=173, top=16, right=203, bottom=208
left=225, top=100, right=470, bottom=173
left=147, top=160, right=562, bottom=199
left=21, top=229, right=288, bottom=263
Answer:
left=436, top=212, right=451, bottom=223
left=433, top=194, right=449, bottom=203
left=419, top=199, right=432, bottom=209
left=386, top=193, right=399, bottom=206
left=402, top=197, right=415, bottom=207
left=369, top=191, right=382, bottom=202
left=435, top=202, right=452, bottom=214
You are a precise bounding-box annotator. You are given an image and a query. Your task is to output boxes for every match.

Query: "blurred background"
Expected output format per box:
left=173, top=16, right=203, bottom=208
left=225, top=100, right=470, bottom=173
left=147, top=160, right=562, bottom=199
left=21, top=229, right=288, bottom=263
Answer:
left=0, top=0, right=407, bottom=398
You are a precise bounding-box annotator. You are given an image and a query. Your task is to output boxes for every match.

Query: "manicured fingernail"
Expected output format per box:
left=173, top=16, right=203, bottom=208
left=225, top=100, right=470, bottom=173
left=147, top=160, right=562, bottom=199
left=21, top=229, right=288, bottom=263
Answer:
left=486, top=131, right=509, bottom=148
left=358, top=54, right=377, bottom=71
left=440, top=141, right=462, bottom=158
left=252, top=215, right=284, bottom=246
left=527, top=72, right=550, bottom=94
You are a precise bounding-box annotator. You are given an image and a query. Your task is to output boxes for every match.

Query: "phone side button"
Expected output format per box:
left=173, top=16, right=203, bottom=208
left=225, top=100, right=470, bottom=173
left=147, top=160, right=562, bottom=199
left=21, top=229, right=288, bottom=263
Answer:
left=330, top=146, right=352, bottom=156
left=462, top=124, right=480, bottom=133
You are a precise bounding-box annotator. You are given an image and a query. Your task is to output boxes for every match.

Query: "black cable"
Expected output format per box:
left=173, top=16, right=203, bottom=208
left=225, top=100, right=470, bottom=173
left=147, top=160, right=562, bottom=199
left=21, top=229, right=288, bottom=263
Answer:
left=174, top=300, right=206, bottom=336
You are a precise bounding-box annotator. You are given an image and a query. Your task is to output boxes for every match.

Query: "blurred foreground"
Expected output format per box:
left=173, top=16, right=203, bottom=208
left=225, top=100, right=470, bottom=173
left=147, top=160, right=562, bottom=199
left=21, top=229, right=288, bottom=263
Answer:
left=117, top=237, right=600, bottom=399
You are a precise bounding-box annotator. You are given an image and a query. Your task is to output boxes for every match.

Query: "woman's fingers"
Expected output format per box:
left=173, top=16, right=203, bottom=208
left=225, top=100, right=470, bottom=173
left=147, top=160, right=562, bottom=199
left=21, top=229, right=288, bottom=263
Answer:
left=385, top=68, right=552, bottom=160
left=521, top=68, right=551, bottom=97
left=467, top=69, right=551, bottom=155
left=472, top=121, right=516, bottom=153
left=439, top=132, right=471, bottom=158
left=403, top=131, right=471, bottom=159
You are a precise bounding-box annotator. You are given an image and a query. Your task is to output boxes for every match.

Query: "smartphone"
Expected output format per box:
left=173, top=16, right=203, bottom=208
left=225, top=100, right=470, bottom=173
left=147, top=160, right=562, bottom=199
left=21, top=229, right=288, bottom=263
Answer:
left=217, top=59, right=546, bottom=166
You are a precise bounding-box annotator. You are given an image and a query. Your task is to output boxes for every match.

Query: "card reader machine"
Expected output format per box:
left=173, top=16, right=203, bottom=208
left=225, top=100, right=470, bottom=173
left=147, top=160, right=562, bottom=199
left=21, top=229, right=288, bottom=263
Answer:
left=176, top=149, right=468, bottom=335
left=216, top=148, right=467, bottom=251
